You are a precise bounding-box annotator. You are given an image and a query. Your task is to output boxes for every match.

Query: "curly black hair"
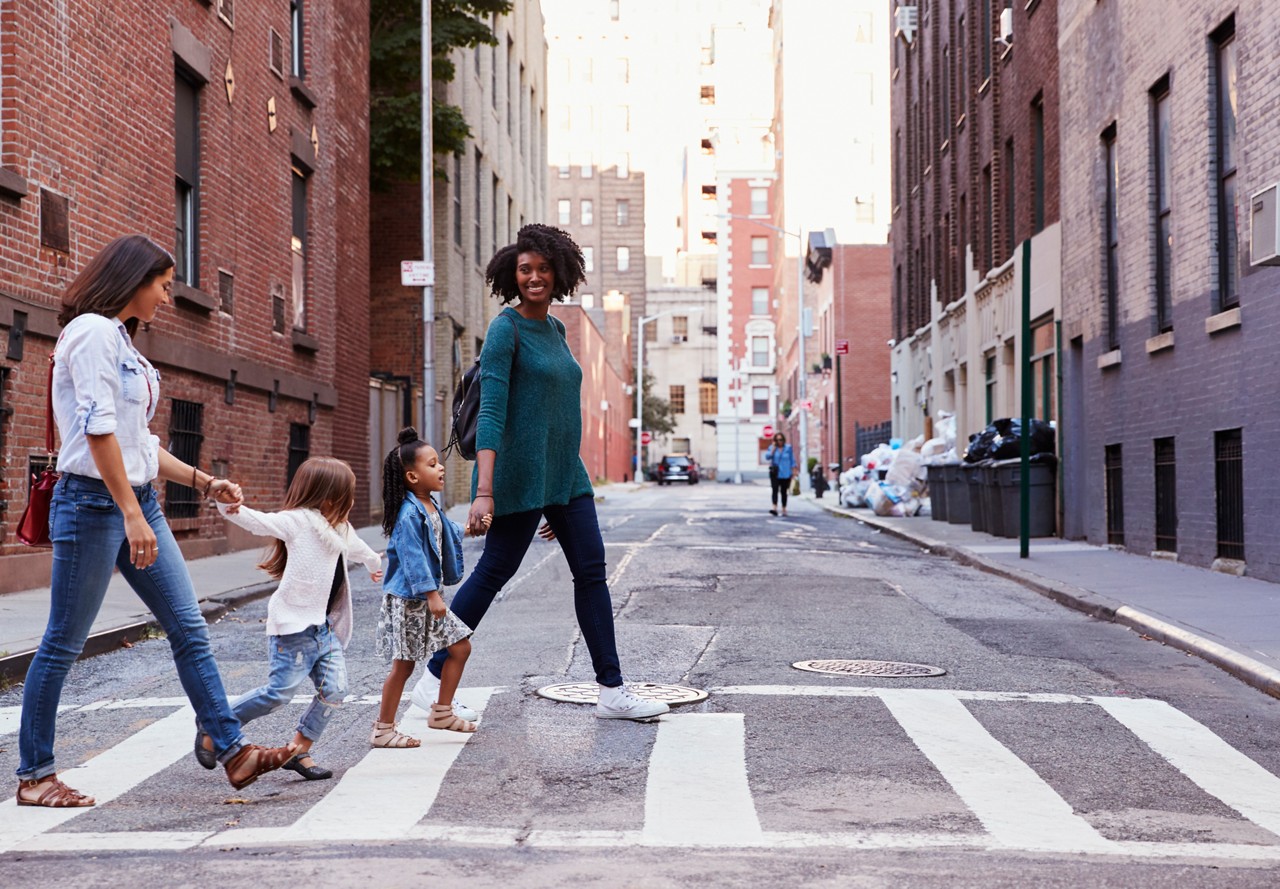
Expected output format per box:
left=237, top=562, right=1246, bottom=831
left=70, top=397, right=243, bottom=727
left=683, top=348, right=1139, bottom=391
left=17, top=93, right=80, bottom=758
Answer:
left=485, top=223, right=587, bottom=304
left=380, top=426, right=432, bottom=537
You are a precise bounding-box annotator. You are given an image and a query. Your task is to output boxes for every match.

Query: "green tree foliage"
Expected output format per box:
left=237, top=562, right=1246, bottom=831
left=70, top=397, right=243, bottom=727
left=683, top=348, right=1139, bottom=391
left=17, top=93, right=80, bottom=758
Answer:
left=636, top=370, right=678, bottom=437
left=370, top=0, right=512, bottom=189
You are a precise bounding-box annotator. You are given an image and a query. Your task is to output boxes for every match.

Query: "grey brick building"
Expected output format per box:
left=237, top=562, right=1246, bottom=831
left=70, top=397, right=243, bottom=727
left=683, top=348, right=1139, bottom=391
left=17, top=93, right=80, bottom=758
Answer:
left=1058, top=0, right=1280, bottom=578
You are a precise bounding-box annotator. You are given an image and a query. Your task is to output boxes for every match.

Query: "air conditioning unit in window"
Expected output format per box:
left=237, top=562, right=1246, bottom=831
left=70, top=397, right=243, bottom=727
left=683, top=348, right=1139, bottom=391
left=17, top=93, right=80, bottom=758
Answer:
left=1250, top=184, right=1280, bottom=266
left=894, top=5, right=918, bottom=44
left=671, top=335, right=687, bottom=344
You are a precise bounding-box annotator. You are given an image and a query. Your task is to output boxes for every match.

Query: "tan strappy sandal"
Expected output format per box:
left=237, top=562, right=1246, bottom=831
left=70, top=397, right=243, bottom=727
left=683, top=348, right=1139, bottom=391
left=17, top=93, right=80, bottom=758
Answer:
left=371, top=720, right=421, bottom=748
left=428, top=702, right=477, bottom=733
left=16, top=776, right=95, bottom=808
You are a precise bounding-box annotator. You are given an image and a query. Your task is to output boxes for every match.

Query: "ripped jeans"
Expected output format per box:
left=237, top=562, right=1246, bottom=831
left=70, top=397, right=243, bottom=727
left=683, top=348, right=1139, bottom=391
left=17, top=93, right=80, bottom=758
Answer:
left=230, top=623, right=347, bottom=743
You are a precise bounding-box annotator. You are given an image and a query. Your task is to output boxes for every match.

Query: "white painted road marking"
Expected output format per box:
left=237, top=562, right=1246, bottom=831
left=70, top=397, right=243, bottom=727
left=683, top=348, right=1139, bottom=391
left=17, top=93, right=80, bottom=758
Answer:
left=643, top=713, right=763, bottom=847
left=1094, top=696, right=1280, bottom=838
left=876, top=689, right=1119, bottom=854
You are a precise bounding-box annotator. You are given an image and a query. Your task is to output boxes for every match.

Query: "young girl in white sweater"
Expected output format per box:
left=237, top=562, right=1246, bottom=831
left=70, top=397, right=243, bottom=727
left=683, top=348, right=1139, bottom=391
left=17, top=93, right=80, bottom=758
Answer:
left=195, top=457, right=383, bottom=780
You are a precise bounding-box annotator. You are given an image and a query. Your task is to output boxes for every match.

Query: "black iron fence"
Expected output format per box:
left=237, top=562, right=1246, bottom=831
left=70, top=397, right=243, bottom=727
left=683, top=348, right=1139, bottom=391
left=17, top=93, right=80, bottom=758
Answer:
left=1215, top=428, right=1244, bottom=560
left=854, top=421, right=892, bottom=461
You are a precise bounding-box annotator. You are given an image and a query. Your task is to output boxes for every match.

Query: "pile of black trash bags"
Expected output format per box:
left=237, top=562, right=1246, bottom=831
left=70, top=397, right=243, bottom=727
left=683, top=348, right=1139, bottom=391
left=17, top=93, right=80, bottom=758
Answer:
left=963, top=418, right=1056, bottom=462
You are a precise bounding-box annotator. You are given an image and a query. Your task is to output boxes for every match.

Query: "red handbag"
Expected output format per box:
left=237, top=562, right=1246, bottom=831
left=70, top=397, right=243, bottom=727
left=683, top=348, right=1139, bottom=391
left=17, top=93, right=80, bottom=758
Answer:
left=16, top=353, right=58, bottom=547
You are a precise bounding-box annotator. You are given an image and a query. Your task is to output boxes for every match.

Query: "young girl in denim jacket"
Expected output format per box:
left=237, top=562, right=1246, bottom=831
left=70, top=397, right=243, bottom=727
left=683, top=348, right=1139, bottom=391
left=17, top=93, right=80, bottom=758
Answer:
left=201, top=457, right=383, bottom=780
left=373, top=428, right=489, bottom=746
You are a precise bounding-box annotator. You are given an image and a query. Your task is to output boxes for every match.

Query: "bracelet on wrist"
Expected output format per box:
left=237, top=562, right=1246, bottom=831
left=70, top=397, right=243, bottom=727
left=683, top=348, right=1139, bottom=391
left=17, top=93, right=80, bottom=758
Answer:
left=475, top=492, right=493, bottom=499
left=202, top=476, right=216, bottom=497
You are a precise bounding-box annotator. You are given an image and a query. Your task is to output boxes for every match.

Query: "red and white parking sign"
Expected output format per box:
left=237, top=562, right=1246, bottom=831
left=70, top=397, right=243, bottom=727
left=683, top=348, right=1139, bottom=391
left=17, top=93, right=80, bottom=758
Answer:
left=836, top=339, right=849, bottom=355
left=762, top=424, right=774, bottom=438
left=641, top=431, right=652, bottom=445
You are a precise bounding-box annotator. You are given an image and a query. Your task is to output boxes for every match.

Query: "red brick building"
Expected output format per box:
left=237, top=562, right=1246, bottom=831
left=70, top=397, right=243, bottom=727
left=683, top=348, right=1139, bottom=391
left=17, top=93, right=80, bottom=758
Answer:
left=0, top=1, right=370, bottom=593
left=553, top=304, right=630, bottom=484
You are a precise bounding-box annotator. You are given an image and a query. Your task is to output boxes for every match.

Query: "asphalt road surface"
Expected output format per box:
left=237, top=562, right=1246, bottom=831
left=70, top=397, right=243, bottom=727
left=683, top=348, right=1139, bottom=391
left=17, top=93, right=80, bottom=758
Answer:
left=3, top=483, right=1280, bottom=888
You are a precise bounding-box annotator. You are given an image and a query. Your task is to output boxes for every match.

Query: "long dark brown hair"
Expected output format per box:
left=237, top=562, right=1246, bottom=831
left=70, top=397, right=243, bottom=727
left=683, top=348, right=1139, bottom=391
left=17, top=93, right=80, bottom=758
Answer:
left=259, top=457, right=357, bottom=579
left=381, top=426, right=432, bottom=537
left=58, top=235, right=175, bottom=338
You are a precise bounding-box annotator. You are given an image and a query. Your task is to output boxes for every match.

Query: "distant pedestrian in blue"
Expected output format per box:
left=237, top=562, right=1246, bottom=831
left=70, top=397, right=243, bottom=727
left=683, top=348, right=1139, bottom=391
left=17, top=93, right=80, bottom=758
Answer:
left=765, top=432, right=795, bottom=516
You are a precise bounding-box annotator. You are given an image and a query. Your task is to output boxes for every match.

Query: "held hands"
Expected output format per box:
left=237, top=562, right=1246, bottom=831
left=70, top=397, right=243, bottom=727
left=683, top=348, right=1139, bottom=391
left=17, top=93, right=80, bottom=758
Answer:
left=466, top=498, right=493, bottom=536
left=427, top=590, right=447, bottom=620
left=125, top=510, right=159, bottom=570
left=369, top=569, right=384, bottom=583
left=207, top=478, right=244, bottom=513
left=537, top=521, right=556, bottom=542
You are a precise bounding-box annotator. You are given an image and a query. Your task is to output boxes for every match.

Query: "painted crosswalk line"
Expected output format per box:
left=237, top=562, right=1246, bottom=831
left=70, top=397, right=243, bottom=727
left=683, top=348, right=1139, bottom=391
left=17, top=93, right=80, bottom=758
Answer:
left=3, top=685, right=1280, bottom=860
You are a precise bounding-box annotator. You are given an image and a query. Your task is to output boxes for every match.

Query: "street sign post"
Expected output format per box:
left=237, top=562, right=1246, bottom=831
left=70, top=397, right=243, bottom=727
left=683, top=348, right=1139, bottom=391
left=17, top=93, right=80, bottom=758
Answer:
left=400, top=260, right=435, bottom=287
left=836, top=339, right=849, bottom=355
left=762, top=424, right=774, bottom=438
left=641, top=431, right=652, bottom=446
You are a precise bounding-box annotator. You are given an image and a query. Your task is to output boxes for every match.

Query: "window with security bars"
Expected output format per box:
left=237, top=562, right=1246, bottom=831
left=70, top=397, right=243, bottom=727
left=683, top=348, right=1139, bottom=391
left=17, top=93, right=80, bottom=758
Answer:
left=1154, top=437, right=1177, bottom=553
left=669, top=385, right=685, bottom=414
left=287, top=423, right=311, bottom=488
left=165, top=400, right=204, bottom=518
left=1215, top=428, right=1243, bottom=560
left=1105, top=444, right=1124, bottom=546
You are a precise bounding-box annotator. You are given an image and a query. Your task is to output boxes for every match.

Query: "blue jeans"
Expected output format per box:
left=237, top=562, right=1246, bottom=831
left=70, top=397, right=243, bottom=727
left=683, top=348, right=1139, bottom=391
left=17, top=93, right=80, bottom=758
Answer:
left=17, top=474, right=245, bottom=780
left=429, top=494, right=623, bottom=687
left=231, top=624, right=347, bottom=743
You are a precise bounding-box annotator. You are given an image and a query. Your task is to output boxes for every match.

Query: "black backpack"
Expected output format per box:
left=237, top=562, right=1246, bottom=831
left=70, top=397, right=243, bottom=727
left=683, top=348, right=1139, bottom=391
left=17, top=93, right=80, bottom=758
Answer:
left=446, top=313, right=520, bottom=460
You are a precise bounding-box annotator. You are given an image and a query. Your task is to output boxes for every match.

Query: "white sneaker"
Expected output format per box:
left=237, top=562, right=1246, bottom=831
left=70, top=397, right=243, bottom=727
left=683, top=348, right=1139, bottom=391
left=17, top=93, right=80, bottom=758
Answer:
left=595, top=683, right=670, bottom=720
left=410, top=671, right=478, bottom=722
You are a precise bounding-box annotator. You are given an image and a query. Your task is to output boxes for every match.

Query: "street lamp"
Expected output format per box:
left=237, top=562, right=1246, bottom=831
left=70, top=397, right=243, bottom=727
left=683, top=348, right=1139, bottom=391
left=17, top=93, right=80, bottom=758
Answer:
left=636, top=306, right=702, bottom=484
left=716, top=213, right=808, bottom=491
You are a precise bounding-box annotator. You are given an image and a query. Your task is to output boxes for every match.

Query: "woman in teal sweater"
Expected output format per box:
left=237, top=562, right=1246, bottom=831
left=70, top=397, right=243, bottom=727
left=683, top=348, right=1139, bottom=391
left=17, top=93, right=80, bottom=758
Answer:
left=422, top=224, right=668, bottom=721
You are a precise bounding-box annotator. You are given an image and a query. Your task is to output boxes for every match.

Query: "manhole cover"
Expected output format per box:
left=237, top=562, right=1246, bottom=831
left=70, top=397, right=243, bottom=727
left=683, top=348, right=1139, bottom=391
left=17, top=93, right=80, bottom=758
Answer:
left=536, top=682, right=708, bottom=706
left=791, top=659, right=947, bottom=678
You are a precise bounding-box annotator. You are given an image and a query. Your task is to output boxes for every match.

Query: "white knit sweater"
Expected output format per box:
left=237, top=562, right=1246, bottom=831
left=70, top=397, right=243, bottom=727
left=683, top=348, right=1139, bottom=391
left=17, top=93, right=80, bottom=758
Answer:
left=217, top=503, right=381, bottom=647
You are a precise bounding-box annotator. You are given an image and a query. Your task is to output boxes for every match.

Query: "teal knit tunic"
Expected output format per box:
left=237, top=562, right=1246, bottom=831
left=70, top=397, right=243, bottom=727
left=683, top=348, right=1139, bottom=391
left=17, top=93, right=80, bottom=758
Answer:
left=472, top=307, right=594, bottom=516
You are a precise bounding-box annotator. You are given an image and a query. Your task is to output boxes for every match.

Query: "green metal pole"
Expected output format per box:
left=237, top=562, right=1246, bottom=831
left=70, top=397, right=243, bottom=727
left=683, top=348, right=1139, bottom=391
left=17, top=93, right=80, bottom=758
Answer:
left=1020, top=238, right=1033, bottom=559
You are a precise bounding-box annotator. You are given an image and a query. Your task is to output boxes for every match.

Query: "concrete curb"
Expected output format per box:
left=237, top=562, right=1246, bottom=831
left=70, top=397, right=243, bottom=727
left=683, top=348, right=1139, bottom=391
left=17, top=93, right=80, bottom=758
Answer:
left=0, top=580, right=278, bottom=685
left=815, top=499, right=1280, bottom=701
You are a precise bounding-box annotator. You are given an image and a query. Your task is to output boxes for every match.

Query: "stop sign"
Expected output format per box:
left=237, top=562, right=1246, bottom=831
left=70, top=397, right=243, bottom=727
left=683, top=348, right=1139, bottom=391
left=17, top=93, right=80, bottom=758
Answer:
left=641, top=431, right=652, bottom=445
left=762, top=424, right=774, bottom=438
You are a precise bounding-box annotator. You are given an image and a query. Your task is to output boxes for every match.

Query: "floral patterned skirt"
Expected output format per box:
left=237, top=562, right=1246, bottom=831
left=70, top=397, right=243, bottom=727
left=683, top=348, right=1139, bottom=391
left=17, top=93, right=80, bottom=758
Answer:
left=375, top=594, right=472, bottom=662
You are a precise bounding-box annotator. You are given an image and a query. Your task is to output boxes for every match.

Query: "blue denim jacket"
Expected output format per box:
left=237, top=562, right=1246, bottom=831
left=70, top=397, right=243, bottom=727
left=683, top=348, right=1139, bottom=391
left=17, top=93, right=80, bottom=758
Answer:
left=382, top=492, right=464, bottom=600
left=765, top=443, right=795, bottom=479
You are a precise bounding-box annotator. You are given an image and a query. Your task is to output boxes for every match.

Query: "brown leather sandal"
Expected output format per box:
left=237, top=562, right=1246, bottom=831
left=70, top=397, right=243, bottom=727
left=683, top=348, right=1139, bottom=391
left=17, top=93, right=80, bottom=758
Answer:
left=224, top=743, right=297, bottom=790
left=428, top=702, right=477, bottom=733
left=16, top=776, right=95, bottom=808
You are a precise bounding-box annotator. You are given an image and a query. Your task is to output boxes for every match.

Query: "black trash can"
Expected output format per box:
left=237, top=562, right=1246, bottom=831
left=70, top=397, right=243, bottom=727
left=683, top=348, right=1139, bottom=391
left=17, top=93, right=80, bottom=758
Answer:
left=966, top=462, right=988, bottom=533
left=983, top=461, right=1011, bottom=537
left=996, top=456, right=1058, bottom=537
left=927, top=463, right=948, bottom=522
left=944, top=463, right=970, bottom=524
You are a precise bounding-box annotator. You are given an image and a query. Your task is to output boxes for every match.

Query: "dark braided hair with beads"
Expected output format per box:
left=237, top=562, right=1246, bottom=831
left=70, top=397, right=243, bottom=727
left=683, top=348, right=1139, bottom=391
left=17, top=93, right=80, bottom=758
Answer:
left=381, top=426, right=431, bottom=537
left=485, top=223, right=586, bottom=303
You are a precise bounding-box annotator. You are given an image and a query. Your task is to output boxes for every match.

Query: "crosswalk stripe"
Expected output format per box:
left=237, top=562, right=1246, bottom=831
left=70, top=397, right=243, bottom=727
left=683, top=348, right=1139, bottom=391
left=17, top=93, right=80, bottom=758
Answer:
left=0, top=704, right=195, bottom=854
left=877, top=689, right=1119, bottom=854
left=642, top=713, right=764, bottom=847
left=712, top=685, right=1091, bottom=704
left=267, top=687, right=497, bottom=843
left=1093, top=696, right=1280, bottom=839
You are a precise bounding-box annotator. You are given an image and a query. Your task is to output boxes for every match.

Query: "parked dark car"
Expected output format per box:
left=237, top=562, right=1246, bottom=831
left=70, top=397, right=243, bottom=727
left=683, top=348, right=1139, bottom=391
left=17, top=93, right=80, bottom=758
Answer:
left=656, top=455, right=699, bottom=485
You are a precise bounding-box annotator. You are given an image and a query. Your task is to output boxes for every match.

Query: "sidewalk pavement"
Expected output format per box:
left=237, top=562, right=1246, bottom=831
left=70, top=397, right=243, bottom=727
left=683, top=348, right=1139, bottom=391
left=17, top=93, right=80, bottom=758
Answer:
left=810, top=494, right=1280, bottom=700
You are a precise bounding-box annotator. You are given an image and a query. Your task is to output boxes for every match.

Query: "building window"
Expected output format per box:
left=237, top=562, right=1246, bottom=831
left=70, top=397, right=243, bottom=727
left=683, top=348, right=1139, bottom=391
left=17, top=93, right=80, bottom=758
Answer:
left=1004, top=138, right=1015, bottom=258
left=957, top=15, right=968, bottom=120
left=1213, top=19, right=1238, bottom=311
left=558, top=163, right=571, bottom=179
left=671, top=437, right=691, bottom=454
left=581, top=199, right=594, bottom=226
left=645, top=320, right=657, bottom=343
left=616, top=246, right=630, bottom=271
left=700, top=85, right=715, bottom=104
left=474, top=149, right=483, bottom=260
left=942, top=46, right=952, bottom=137
left=290, top=0, right=305, bottom=77
left=701, top=138, right=714, bottom=156
left=893, top=129, right=902, bottom=207
left=287, top=423, right=311, bottom=489
left=751, top=236, right=768, bottom=265
left=1154, top=437, right=1177, bottom=553
left=672, top=316, right=688, bottom=341
left=981, top=0, right=992, bottom=82
left=982, top=164, right=993, bottom=272
left=609, top=0, right=619, bottom=21
left=1152, top=79, right=1173, bottom=333
left=1105, top=444, right=1124, bottom=546
left=610, top=105, right=630, bottom=132
left=452, top=153, right=463, bottom=245
left=752, top=287, right=769, bottom=315
left=1029, top=319, right=1055, bottom=422
left=165, top=399, right=204, bottom=519
left=616, top=153, right=630, bottom=177
left=291, top=166, right=307, bottom=331
left=1103, top=125, right=1120, bottom=350
left=583, top=246, right=594, bottom=272
left=669, top=385, right=685, bottom=414
left=616, top=199, right=630, bottom=226
left=699, top=381, right=717, bottom=414
left=984, top=352, right=996, bottom=424
left=175, top=70, right=200, bottom=287
left=750, top=187, right=768, bottom=215
left=1215, top=428, right=1244, bottom=560
left=855, top=196, right=875, bottom=225
left=751, top=386, right=769, bottom=416
left=617, top=58, right=629, bottom=82
left=752, top=336, right=769, bottom=367
left=492, top=173, right=499, bottom=255
left=557, top=198, right=570, bottom=225
left=1032, top=95, right=1046, bottom=233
